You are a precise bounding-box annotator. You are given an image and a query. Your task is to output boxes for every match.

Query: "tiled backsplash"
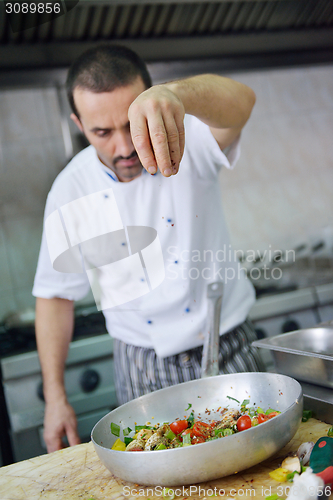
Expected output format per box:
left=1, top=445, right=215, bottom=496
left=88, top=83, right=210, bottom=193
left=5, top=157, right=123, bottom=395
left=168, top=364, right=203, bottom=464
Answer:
left=0, top=64, right=332, bottom=321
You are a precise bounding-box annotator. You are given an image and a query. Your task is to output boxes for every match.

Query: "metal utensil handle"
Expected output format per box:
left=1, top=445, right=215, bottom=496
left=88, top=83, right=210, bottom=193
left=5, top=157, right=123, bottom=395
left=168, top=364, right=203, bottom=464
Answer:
left=201, top=282, right=223, bottom=378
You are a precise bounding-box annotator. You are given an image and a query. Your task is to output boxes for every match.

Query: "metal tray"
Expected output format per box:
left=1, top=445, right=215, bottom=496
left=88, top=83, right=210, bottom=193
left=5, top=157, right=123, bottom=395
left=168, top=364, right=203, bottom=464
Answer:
left=253, top=327, right=333, bottom=389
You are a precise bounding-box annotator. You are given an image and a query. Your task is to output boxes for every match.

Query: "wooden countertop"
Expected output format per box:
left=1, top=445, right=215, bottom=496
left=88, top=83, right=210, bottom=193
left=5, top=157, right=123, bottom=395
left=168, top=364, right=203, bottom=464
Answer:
left=0, top=418, right=332, bottom=500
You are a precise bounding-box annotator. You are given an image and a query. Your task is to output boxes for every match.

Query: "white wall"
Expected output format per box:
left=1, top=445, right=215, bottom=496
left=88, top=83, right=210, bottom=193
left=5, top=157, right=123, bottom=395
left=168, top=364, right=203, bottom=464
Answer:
left=0, top=88, right=67, bottom=320
left=219, top=64, right=333, bottom=256
left=0, top=63, right=332, bottom=321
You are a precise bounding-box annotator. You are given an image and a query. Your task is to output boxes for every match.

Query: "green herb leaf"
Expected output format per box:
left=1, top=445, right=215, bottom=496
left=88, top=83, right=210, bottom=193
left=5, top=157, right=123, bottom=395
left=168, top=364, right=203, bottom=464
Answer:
left=182, top=433, right=192, bottom=446
left=265, top=494, right=283, bottom=500
left=111, top=423, right=120, bottom=437
left=165, top=430, right=176, bottom=441
left=328, top=427, right=333, bottom=437
left=266, top=408, right=279, bottom=415
left=226, top=396, right=240, bottom=403
left=248, top=407, right=257, bottom=417
left=215, top=427, right=233, bottom=437
left=240, top=399, right=250, bottom=408
left=257, top=407, right=265, bottom=414
left=302, top=410, right=313, bottom=422
left=187, top=411, right=195, bottom=426
left=135, top=425, right=152, bottom=432
left=286, top=471, right=299, bottom=482
left=185, top=403, right=192, bottom=411
left=162, top=488, right=175, bottom=500
left=156, top=443, right=167, bottom=450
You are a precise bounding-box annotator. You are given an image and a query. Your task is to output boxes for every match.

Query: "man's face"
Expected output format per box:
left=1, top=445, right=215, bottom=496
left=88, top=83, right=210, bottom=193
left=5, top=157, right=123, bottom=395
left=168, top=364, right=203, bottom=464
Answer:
left=71, top=77, right=146, bottom=182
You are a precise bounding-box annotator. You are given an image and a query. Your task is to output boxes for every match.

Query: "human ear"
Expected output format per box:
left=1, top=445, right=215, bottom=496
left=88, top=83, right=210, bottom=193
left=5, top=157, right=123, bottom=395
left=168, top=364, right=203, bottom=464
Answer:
left=70, top=113, right=84, bottom=133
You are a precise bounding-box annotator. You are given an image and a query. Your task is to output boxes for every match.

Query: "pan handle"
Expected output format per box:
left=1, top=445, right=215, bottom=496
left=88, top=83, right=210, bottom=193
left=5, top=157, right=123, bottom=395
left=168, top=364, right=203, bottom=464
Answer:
left=201, top=282, right=223, bottom=378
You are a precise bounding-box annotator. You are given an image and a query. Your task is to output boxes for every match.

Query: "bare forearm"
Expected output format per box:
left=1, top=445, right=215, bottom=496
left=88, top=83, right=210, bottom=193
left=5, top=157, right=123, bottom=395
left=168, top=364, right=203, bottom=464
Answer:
left=35, top=297, right=74, bottom=404
left=164, top=74, right=256, bottom=130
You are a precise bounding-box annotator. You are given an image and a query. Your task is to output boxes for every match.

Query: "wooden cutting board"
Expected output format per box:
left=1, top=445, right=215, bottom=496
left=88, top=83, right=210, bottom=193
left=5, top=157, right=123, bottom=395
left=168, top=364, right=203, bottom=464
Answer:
left=0, top=418, right=332, bottom=500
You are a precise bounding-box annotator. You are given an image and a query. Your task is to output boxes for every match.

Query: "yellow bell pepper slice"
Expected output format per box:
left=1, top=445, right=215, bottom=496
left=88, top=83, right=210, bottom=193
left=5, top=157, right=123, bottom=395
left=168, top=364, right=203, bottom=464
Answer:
left=269, top=468, right=290, bottom=482
left=112, top=438, right=126, bottom=451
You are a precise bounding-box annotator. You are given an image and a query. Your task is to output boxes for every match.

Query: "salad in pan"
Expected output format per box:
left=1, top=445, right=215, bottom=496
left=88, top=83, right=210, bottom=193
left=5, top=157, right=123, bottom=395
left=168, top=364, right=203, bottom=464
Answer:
left=110, top=398, right=281, bottom=452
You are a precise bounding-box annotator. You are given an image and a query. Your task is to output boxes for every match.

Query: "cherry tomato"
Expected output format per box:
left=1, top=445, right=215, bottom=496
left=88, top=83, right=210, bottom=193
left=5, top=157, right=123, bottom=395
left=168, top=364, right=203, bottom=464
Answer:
left=181, top=428, right=194, bottom=437
left=193, top=421, right=211, bottom=439
left=170, top=420, right=189, bottom=435
left=257, top=413, right=269, bottom=424
left=267, top=411, right=280, bottom=419
left=192, top=435, right=206, bottom=444
left=236, top=414, right=252, bottom=431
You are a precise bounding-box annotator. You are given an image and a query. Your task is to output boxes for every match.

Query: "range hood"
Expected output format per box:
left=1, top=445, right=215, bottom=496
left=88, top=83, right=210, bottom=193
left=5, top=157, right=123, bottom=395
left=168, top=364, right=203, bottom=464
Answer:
left=0, top=0, right=333, bottom=71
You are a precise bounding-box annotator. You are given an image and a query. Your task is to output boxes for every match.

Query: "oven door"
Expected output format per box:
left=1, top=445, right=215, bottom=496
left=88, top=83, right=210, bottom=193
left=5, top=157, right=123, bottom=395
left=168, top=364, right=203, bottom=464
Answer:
left=1, top=334, right=118, bottom=463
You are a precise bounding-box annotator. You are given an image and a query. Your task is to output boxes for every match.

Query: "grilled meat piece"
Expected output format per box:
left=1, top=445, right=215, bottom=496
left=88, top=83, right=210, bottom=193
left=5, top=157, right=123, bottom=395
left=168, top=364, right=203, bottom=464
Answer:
left=145, top=434, right=168, bottom=451
left=126, top=438, right=146, bottom=451
left=156, top=423, right=171, bottom=436
left=213, top=408, right=240, bottom=433
left=136, top=428, right=154, bottom=441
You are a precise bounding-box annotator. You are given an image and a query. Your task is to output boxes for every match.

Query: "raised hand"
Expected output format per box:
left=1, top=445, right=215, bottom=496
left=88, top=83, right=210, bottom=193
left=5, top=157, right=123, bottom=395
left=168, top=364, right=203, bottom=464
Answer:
left=128, top=85, right=185, bottom=177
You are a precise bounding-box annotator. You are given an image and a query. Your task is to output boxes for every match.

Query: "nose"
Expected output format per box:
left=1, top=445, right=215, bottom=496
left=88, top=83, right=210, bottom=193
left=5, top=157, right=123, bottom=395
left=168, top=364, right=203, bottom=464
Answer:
left=114, top=129, right=134, bottom=158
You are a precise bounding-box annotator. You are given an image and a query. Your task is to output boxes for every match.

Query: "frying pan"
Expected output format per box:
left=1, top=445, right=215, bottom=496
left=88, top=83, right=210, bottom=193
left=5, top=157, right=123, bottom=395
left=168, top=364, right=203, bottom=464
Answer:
left=92, top=283, right=302, bottom=485
left=91, top=372, right=303, bottom=486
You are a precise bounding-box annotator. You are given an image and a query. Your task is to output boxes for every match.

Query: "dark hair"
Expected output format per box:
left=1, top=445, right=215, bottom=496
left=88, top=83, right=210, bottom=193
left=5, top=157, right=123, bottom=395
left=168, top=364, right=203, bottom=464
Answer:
left=66, top=44, right=152, bottom=117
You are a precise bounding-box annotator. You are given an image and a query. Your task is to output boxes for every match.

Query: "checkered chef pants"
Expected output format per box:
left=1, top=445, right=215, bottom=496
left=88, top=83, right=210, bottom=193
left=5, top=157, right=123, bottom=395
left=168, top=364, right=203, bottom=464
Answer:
left=113, top=319, right=265, bottom=406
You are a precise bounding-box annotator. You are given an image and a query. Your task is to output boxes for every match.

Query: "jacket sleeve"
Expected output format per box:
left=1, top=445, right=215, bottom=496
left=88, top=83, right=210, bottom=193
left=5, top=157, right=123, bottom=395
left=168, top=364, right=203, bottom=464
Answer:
left=183, top=114, right=241, bottom=180
left=32, top=192, right=91, bottom=301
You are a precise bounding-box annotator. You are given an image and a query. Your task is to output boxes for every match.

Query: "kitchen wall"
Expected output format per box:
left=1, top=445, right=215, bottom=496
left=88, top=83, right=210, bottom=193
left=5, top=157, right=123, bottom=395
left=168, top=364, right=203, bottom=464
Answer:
left=219, top=64, right=333, bottom=257
left=0, top=63, right=332, bottom=321
left=0, top=88, right=64, bottom=320
left=0, top=87, right=94, bottom=322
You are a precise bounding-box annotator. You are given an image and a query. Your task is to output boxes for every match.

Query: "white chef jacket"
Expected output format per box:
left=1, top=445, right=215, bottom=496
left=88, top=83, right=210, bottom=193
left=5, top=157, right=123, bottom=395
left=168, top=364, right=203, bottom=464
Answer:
left=33, top=114, right=255, bottom=357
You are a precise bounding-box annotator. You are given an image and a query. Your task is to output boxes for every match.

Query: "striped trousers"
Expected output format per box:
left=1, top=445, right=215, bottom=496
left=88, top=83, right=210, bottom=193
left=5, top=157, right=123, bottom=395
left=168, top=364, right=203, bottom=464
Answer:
left=113, top=319, right=265, bottom=406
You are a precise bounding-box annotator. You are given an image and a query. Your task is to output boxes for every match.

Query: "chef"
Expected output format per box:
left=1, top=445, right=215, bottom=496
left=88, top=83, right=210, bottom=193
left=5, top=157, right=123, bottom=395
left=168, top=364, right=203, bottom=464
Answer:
left=32, top=44, right=264, bottom=453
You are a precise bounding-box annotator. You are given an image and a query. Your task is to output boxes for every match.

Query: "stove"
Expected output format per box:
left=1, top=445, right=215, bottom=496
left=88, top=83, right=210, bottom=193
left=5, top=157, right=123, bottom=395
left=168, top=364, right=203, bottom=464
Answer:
left=0, top=308, right=118, bottom=465
left=0, top=306, right=108, bottom=358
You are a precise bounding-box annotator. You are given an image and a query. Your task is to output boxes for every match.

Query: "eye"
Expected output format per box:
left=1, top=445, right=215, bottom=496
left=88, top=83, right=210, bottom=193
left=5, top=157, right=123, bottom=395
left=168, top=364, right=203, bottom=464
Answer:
left=96, top=130, right=111, bottom=138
